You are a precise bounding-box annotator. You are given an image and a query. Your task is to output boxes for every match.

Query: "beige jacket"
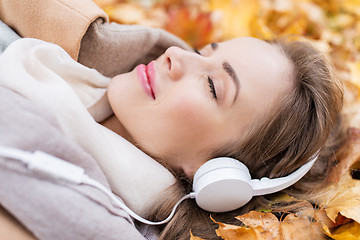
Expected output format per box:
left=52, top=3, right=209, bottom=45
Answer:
left=0, top=0, right=190, bottom=77
left=0, top=0, right=108, bottom=60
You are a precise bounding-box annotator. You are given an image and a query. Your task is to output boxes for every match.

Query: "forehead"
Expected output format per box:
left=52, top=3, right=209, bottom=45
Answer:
left=218, top=37, right=289, bottom=74
left=218, top=37, right=292, bottom=97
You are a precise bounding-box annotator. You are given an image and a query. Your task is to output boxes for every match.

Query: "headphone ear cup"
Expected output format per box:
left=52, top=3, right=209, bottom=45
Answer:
left=193, top=157, right=254, bottom=212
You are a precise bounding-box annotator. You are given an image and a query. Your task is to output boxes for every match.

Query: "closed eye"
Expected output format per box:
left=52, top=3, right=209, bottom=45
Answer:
left=208, top=77, right=217, bottom=100
left=194, top=49, right=218, bottom=100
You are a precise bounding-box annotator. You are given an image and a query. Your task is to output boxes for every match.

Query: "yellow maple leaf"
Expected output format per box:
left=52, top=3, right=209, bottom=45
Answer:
left=314, top=141, right=360, bottom=228
left=207, top=0, right=260, bottom=40
left=324, top=221, right=360, bottom=240
left=319, top=172, right=360, bottom=224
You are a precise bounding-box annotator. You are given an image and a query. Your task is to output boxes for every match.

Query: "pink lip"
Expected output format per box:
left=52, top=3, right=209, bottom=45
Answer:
left=137, top=61, right=156, bottom=99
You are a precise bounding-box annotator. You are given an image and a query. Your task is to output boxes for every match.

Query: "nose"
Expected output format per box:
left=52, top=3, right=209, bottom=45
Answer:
left=164, top=46, right=200, bottom=81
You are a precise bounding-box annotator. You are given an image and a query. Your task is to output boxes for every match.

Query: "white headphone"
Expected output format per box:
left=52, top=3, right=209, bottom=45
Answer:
left=0, top=146, right=317, bottom=225
left=193, top=156, right=318, bottom=212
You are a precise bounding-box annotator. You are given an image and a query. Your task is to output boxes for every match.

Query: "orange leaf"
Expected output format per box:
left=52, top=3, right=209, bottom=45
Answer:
left=164, top=7, right=214, bottom=48
left=189, top=230, right=204, bottom=240
left=211, top=216, right=257, bottom=240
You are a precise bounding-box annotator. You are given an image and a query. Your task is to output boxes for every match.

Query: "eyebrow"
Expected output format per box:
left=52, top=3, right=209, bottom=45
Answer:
left=222, top=62, right=240, bottom=104
left=211, top=42, right=240, bottom=104
left=211, top=42, right=218, bottom=50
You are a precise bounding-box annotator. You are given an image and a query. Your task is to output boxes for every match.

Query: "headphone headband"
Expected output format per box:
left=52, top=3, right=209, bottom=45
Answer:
left=252, top=154, right=318, bottom=196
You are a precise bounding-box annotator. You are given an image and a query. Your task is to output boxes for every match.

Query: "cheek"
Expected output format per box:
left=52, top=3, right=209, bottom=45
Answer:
left=164, top=93, right=214, bottom=137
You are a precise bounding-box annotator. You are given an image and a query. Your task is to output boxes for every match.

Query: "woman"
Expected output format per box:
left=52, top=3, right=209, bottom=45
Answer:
left=103, top=37, right=346, bottom=239
left=0, top=1, right=346, bottom=239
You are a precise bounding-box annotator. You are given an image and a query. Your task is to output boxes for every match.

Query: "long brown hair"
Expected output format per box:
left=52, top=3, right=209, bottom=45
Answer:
left=148, top=39, right=347, bottom=240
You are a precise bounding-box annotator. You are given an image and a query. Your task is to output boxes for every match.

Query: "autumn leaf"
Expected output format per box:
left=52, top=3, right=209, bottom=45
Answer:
left=211, top=216, right=258, bottom=239
left=341, top=0, right=360, bottom=16
left=326, top=128, right=360, bottom=182
left=279, top=213, right=324, bottom=239
left=325, top=221, right=360, bottom=240
left=311, top=125, right=360, bottom=228
left=164, top=6, right=214, bottom=48
left=314, top=209, right=337, bottom=229
left=317, top=172, right=360, bottom=224
left=189, top=230, right=204, bottom=240
left=211, top=210, right=324, bottom=240
left=236, top=211, right=280, bottom=239
left=312, top=141, right=360, bottom=238
left=207, top=0, right=260, bottom=40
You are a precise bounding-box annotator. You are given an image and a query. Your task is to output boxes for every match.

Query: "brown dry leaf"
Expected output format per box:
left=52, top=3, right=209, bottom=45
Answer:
left=320, top=172, right=360, bottom=224
left=326, top=127, right=360, bottom=183
left=315, top=152, right=360, bottom=229
left=280, top=213, right=324, bottom=240
left=314, top=209, right=337, bottom=229
left=213, top=210, right=323, bottom=240
left=236, top=211, right=281, bottom=239
left=211, top=216, right=258, bottom=239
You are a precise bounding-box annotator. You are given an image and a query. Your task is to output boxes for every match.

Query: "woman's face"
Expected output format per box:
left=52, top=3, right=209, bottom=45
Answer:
left=107, top=37, right=292, bottom=177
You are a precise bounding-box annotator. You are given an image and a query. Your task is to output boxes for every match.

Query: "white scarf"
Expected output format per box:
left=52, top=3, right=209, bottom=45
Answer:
left=0, top=38, right=175, bottom=217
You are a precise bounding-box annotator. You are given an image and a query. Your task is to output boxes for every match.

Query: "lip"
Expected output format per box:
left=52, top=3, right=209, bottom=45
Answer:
left=137, top=61, right=156, bottom=100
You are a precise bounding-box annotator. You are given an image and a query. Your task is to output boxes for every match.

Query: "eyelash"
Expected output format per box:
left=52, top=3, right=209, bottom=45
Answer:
left=208, top=77, right=217, bottom=99
left=194, top=48, right=217, bottom=100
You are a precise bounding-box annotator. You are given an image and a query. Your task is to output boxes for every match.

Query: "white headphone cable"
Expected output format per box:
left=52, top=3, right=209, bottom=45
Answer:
left=0, top=145, right=195, bottom=225
left=83, top=176, right=195, bottom=225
